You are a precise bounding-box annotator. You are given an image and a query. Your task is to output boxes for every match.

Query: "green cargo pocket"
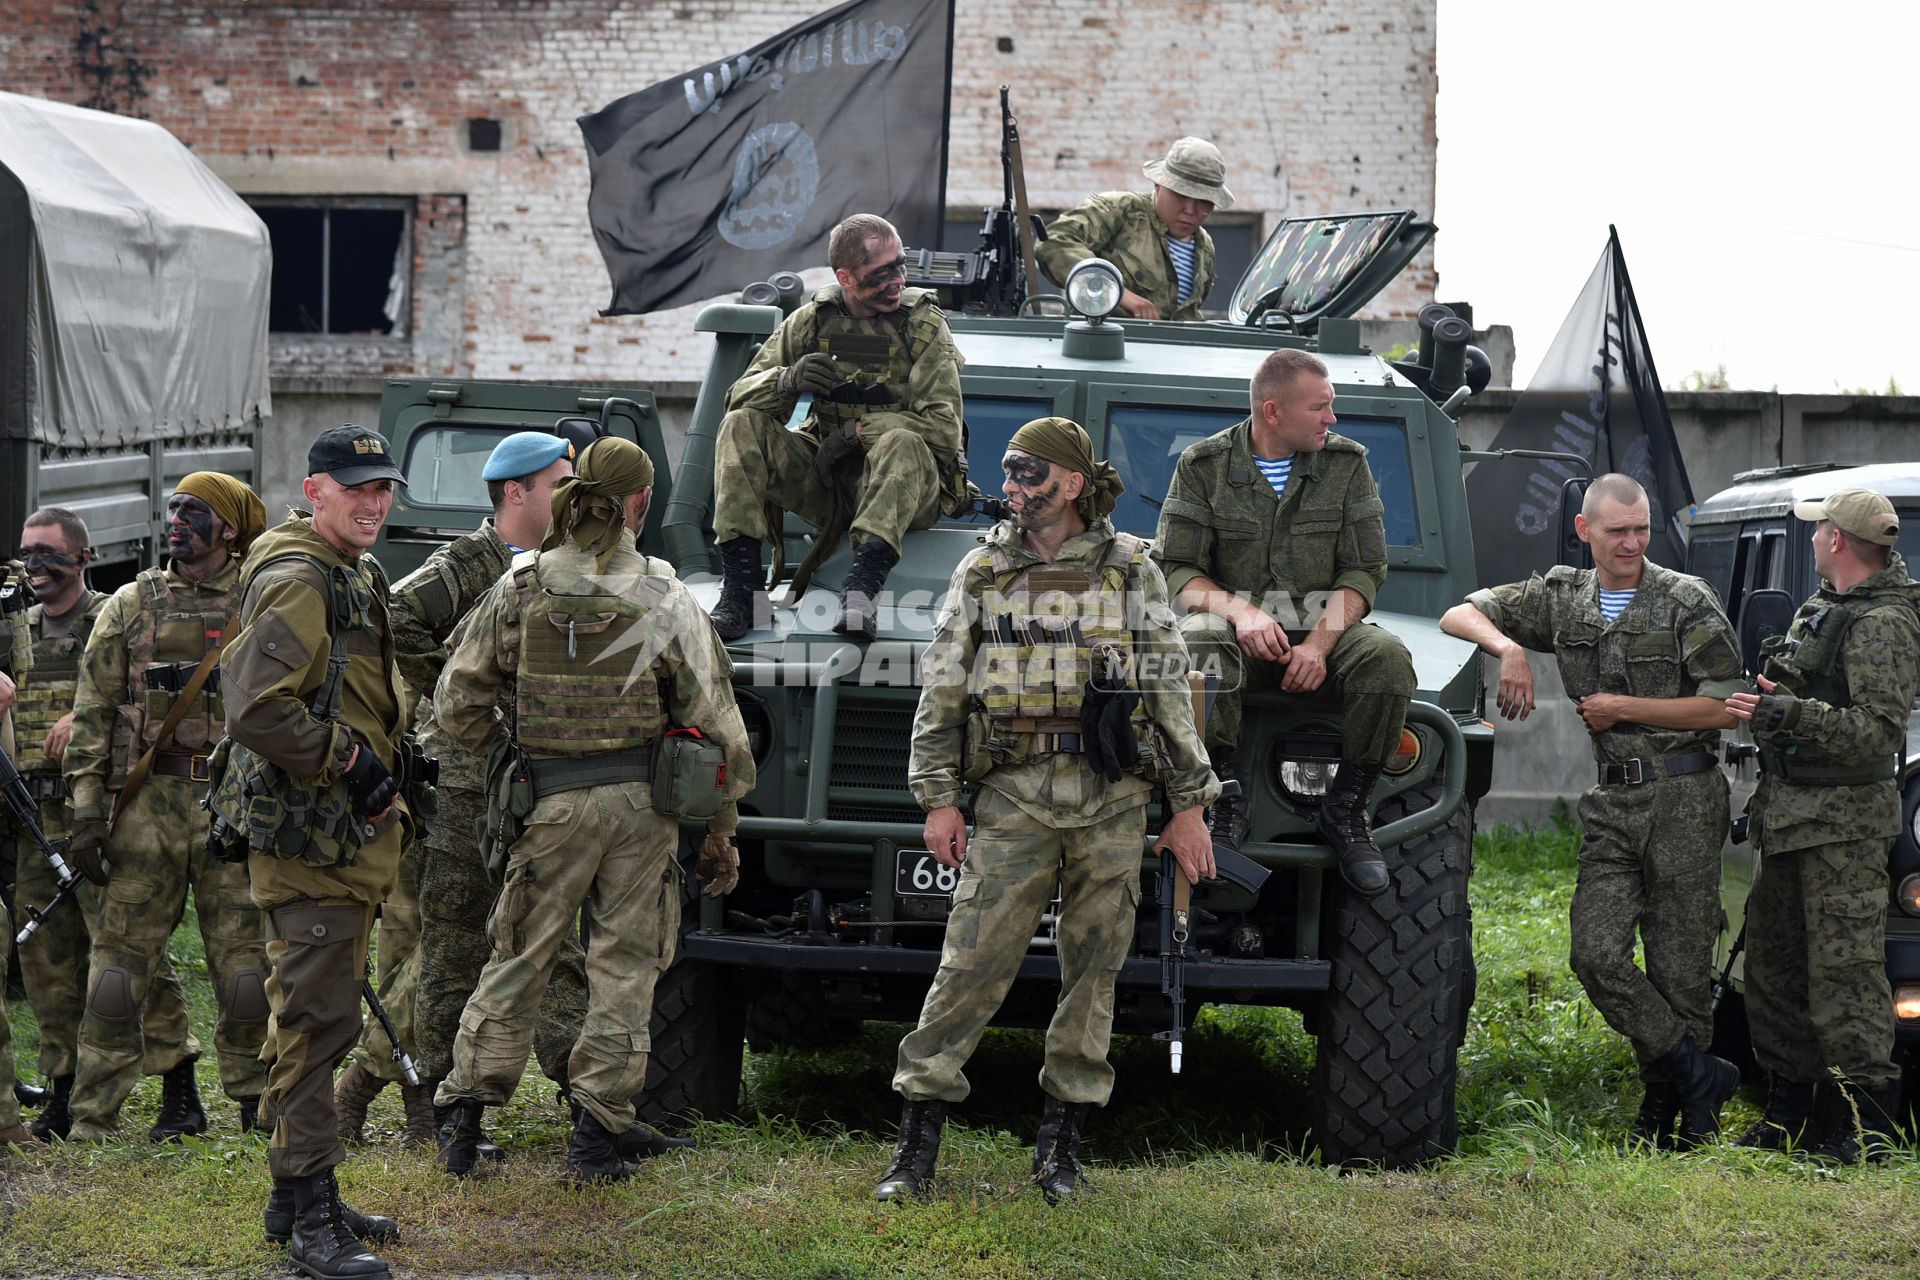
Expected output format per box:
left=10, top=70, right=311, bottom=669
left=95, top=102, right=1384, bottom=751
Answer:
left=1818, top=885, right=1887, bottom=967
left=942, top=876, right=998, bottom=967
left=487, top=866, right=535, bottom=959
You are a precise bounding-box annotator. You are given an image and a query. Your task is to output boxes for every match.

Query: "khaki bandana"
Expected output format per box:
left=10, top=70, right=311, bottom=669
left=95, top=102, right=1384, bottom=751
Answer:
left=543, top=437, right=655, bottom=564
left=1006, top=416, right=1125, bottom=521
left=174, top=471, right=267, bottom=555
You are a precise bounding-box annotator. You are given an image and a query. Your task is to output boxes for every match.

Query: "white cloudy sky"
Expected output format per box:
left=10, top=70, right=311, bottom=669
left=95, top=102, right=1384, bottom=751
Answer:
left=1435, top=1, right=1919, bottom=393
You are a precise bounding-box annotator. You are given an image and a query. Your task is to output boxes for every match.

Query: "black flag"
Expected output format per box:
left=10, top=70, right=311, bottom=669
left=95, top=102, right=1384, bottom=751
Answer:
left=579, top=0, right=955, bottom=315
left=1464, top=226, right=1694, bottom=587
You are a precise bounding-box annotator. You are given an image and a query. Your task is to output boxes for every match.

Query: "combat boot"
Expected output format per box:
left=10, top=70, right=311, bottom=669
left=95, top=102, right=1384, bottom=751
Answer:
left=28, top=1073, right=74, bottom=1143
left=265, top=1174, right=399, bottom=1247
left=874, top=1097, right=948, bottom=1201
left=834, top=539, right=900, bottom=643
left=398, top=1081, right=438, bottom=1150
left=1732, top=1074, right=1815, bottom=1150
left=239, top=1095, right=264, bottom=1135
left=566, top=1107, right=638, bottom=1184
left=1654, top=1033, right=1739, bottom=1150
left=149, top=1059, right=209, bottom=1143
left=1206, top=751, right=1250, bottom=857
left=709, top=537, right=766, bottom=641
left=13, top=1079, right=49, bottom=1109
left=1619, top=1079, right=1680, bottom=1152
left=573, top=1096, right=696, bottom=1161
left=1805, top=1077, right=1905, bottom=1165
left=1033, top=1094, right=1092, bottom=1204
left=1315, top=761, right=1390, bottom=897
left=331, top=1063, right=385, bottom=1145
left=436, top=1098, right=485, bottom=1177
left=436, top=1099, right=507, bottom=1164
left=289, top=1170, right=391, bottom=1280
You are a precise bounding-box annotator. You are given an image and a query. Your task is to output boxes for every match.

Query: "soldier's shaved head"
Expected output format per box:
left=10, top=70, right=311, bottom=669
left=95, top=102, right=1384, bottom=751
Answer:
left=1250, top=349, right=1329, bottom=414
left=1582, top=473, right=1648, bottom=519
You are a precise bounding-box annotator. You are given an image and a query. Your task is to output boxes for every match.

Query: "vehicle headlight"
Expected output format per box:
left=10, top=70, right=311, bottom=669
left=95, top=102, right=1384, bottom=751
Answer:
left=1276, top=759, right=1336, bottom=801
left=1895, top=984, right=1920, bottom=1022
left=1898, top=873, right=1920, bottom=918
left=1065, top=258, right=1124, bottom=323
left=1381, top=728, right=1423, bottom=777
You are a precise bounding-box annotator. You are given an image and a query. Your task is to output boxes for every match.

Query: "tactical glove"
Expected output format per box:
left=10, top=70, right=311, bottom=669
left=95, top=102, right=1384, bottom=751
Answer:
left=813, top=422, right=864, bottom=488
left=779, top=352, right=840, bottom=398
left=1080, top=647, right=1142, bottom=783
left=343, top=745, right=399, bottom=818
left=67, top=818, right=111, bottom=886
left=697, top=832, right=741, bottom=897
left=1752, top=691, right=1803, bottom=736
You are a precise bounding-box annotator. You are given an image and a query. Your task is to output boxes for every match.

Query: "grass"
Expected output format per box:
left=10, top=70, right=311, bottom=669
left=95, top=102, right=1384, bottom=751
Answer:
left=4, top=812, right=1918, bottom=1278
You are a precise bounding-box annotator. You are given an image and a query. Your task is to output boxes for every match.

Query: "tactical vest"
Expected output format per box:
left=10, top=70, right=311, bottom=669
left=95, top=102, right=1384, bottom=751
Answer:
left=14, top=593, right=106, bottom=778
left=809, top=298, right=920, bottom=435
left=509, top=556, right=669, bottom=757
left=116, top=566, right=240, bottom=772
left=206, top=553, right=383, bottom=867
left=1759, top=584, right=1920, bottom=783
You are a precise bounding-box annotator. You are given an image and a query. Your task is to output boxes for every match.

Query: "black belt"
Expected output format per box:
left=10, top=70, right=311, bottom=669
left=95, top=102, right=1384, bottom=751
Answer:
left=1599, top=750, right=1717, bottom=787
left=23, top=770, right=65, bottom=801
left=152, top=751, right=213, bottom=782
left=1757, top=750, right=1897, bottom=787
left=528, top=746, right=652, bottom=797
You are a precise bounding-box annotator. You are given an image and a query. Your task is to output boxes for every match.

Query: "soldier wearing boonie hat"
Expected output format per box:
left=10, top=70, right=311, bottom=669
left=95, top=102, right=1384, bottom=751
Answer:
left=1036, top=137, right=1234, bottom=322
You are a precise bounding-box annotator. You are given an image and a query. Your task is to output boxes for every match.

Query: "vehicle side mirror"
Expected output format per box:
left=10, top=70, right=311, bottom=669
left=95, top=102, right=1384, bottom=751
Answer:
left=552, top=415, right=604, bottom=457
left=1557, top=477, right=1591, bottom=570
left=1738, top=588, right=1795, bottom=678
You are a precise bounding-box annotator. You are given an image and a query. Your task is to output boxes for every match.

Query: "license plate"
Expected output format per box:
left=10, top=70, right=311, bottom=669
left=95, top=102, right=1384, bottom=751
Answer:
left=894, top=848, right=960, bottom=899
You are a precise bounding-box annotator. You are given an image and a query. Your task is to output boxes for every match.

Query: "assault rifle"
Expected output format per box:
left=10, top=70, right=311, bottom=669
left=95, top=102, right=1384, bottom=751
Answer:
left=2, top=743, right=82, bottom=945
left=362, top=958, right=422, bottom=1087
left=1154, top=782, right=1266, bottom=1073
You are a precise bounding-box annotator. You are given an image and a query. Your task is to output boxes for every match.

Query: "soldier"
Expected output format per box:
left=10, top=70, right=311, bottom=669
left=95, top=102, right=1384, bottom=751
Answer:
left=12, top=508, right=196, bottom=1141
left=1, top=561, right=36, bottom=1150
left=217, top=427, right=413, bottom=1280
left=708, top=212, right=969, bottom=643
left=1035, top=137, right=1231, bottom=323
left=62, top=477, right=271, bottom=1143
left=879, top=417, right=1219, bottom=1203
left=1153, top=349, right=1416, bottom=895
left=1441, top=473, right=1745, bottom=1149
left=432, top=436, right=754, bottom=1183
left=1726, top=488, right=1920, bottom=1163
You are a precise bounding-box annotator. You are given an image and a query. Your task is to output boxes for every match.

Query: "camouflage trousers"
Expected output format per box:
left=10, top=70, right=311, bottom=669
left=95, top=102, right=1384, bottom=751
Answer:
left=0, top=920, right=16, bottom=1130
left=260, top=897, right=375, bottom=1178
left=894, top=788, right=1144, bottom=1106
left=70, top=777, right=269, bottom=1137
left=1567, top=769, right=1728, bottom=1074
left=351, top=836, right=420, bottom=1083
left=1178, top=615, right=1415, bottom=763
left=1744, top=833, right=1899, bottom=1087
left=413, top=785, right=588, bottom=1088
left=12, top=786, right=197, bottom=1080
left=711, top=408, right=944, bottom=555
left=437, top=781, right=679, bottom=1134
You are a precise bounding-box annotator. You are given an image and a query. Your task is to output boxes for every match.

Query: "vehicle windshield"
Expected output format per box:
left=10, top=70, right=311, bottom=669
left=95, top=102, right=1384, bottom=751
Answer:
left=1228, top=210, right=1434, bottom=329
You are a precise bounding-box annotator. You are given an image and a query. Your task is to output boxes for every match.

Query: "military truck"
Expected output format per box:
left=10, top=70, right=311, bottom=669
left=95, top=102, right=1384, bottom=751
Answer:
left=376, top=209, right=1494, bottom=1168
left=1689, top=462, right=1920, bottom=1094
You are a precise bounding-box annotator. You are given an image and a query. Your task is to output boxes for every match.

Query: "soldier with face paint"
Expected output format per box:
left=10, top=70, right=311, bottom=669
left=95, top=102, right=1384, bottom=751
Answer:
left=62, top=476, right=272, bottom=1144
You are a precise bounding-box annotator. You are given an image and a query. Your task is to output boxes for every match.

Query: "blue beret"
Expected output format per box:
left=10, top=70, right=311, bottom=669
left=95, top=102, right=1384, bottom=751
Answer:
left=482, top=431, right=574, bottom=481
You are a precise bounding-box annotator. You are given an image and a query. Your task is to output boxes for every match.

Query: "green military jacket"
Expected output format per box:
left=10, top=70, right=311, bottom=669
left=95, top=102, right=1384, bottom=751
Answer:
left=1750, top=554, right=1920, bottom=852
left=1466, top=561, right=1744, bottom=768
left=1153, top=420, right=1388, bottom=616
left=910, top=517, right=1220, bottom=826
left=13, top=590, right=108, bottom=778
left=66, top=559, right=245, bottom=817
left=1037, top=191, right=1216, bottom=322
left=435, top=529, right=754, bottom=833
left=222, top=516, right=407, bottom=906
left=390, top=519, right=513, bottom=794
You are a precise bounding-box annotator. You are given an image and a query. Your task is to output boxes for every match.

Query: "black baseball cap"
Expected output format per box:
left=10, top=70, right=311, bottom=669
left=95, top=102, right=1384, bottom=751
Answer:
left=308, top=426, right=407, bottom=487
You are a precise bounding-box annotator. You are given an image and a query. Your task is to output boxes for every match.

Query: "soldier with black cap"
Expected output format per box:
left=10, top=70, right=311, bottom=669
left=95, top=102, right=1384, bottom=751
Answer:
left=214, top=426, right=414, bottom=1280
left=1727, top=486, right=1920, bottom=1163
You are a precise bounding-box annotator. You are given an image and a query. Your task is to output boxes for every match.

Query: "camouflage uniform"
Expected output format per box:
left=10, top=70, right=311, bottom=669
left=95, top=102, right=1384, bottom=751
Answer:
left=1744, top=555, right=1920, bottom=1089
left=894, top=519, right=1219, bottom=1104
left=432, top=530, right=753, bottom=1135
left=219, top=515, right=410, bottom=1180
left=63, top=560, right=269, bottom=1136
left=0, top=560, right=30, bottom=1137
left=12, top=591, right=196, bottom=1085
left=711, top=285, right=967, bottom=555
left=1466, top=562, right=1744, bottom=1073
left=1152, top=420, right=1415, bottom=765
left=388, top=519, right=589, bottom=1089
left=1036, top=191, right=1216, bottom=322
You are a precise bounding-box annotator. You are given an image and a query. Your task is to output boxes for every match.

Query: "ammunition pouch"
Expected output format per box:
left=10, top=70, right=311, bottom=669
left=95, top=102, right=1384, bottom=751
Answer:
left=203, top=734, right=363, bottom=868
left=652, top=728, right=727, bottom=822
left=481, top=739, right=536, bottom=882
left=144, top=660, right=221, bottom=695
left=23, top=769, right=65, bottom=804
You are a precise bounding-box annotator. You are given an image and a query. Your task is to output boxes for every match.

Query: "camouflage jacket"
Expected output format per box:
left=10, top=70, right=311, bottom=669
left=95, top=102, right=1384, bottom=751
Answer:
left=1, top=559, right=29, bottom=682
left=390, top=519, right=512, bottom=793
left=1750, top=554, right=1920, bottom=852
left=13, top=591, right=108, bottom=778
left=435, top=529, right=754, bottom=833
left=1465, top=561, right=1744, bottom=767
left=1037, top=191, right=1215, bottom=322
left=910, top=518, right=1220, bottom=826
left=1153, top=419, right=1388, bottom=616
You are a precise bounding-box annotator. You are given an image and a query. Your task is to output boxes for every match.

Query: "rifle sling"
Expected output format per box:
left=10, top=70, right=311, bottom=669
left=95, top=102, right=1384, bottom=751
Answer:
left=109, top=604, right=244, bottom=831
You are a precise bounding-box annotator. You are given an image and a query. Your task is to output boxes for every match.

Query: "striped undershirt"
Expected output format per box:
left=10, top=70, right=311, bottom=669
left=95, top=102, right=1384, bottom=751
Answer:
left=1166, top=235, right=1198, bottom=304
left=1254, top=454, right=1294, bottom=499
left=1598, top=587, right=1637, bottom=622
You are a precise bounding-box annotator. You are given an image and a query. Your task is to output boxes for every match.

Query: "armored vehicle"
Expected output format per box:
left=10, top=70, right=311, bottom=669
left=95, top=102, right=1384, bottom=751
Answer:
left=1689, top=462, right=1920, bottom=1091
left=376, top=209, right=1493, bottom=1168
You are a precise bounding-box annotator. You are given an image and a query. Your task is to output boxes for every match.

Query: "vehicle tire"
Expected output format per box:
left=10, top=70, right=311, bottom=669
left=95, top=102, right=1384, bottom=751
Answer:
left=636, top=849, right=748, bottom=1133
left=1309, top=777, right=1475, bottom=1169
left=745, top=975, right=861, bottom=1054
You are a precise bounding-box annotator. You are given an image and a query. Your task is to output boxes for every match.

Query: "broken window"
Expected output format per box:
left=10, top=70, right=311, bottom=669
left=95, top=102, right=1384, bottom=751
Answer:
left=250, top=197, right=411, bottom=336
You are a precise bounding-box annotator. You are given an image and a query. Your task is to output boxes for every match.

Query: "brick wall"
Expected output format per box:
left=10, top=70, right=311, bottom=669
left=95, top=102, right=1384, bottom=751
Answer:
left=4, top=0, right=1436, bottom=383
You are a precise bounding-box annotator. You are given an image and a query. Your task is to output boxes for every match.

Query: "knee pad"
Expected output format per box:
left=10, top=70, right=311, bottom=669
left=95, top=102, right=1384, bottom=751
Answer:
left=88, top=965, right=138, bottom=1022
left=227, top=970, right=270, bottom=1024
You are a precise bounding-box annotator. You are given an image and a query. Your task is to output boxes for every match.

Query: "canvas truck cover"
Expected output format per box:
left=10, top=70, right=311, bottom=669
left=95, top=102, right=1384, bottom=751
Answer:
left=0, top=91, right=271, bottom=448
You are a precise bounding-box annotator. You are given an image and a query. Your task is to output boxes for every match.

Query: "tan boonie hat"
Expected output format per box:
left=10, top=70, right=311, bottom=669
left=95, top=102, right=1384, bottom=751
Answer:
left=1143, top=137, right=1234, bottom=209
left=1794, top=487, right=1900, bottom=545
